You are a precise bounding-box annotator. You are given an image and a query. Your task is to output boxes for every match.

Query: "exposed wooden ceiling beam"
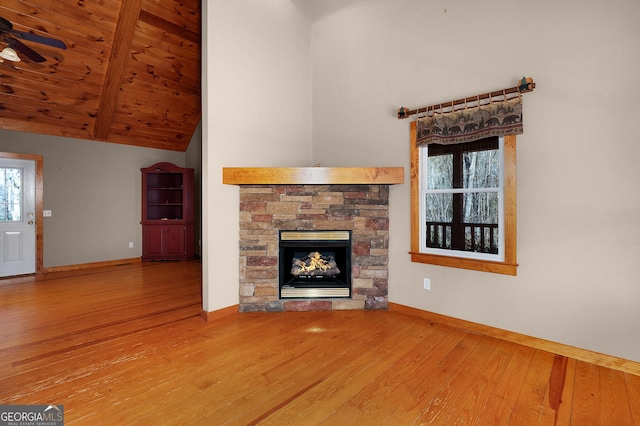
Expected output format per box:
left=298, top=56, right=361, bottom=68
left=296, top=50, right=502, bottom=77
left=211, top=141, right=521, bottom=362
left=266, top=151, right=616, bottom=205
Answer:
left=93, top=0, right=142, bottom=140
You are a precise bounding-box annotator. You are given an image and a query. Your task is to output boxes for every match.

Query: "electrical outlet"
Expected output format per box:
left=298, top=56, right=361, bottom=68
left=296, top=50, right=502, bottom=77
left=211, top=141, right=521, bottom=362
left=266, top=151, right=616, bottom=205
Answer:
left=423, top=278, right=431, bottom=290
left=43, top=210, right=52, bottom=217
left=128, top=242, right=134, bottom=248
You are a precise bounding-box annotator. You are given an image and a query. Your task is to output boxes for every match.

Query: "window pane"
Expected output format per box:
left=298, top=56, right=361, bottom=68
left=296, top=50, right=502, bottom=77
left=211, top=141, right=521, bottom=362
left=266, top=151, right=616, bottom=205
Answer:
left=425, top=193, right=452, bottom=222
left=421, top=138, right=504, bottom=257
left=427, top=154, right=452, bottom=190
left=463, top=149, right=499, bottom=189
left=463, top=192, right=498, bottom=224
left=0, top=167, right=22, bottom=222
left=425, top=192, right=452, bottom=250
left=463, top=192, right=499, bottom=254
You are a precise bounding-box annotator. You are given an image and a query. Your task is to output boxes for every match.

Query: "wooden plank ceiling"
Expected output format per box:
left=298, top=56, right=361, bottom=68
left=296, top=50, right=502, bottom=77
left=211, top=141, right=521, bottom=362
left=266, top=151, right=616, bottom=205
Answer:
left=0, top=0, right=201, bottom=151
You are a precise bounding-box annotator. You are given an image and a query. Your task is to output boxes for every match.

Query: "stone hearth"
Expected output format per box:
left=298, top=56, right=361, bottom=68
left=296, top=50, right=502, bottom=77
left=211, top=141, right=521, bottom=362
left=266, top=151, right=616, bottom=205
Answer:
left=238, top=184, right=391, bottom=312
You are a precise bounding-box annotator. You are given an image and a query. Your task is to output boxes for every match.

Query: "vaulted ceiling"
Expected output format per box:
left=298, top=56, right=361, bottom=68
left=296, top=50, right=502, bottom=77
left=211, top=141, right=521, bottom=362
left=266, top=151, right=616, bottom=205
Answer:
left=0, top=0, right=201, bottom=152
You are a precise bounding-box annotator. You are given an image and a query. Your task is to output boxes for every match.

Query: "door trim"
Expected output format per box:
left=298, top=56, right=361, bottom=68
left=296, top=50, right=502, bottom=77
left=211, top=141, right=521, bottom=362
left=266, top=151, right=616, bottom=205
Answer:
left=0, top=152, right=43, bottom=274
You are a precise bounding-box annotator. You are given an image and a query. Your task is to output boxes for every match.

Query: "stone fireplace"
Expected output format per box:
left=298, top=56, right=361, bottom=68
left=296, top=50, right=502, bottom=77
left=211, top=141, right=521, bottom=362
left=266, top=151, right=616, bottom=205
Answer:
left=223, top=167, right=404, bottom=312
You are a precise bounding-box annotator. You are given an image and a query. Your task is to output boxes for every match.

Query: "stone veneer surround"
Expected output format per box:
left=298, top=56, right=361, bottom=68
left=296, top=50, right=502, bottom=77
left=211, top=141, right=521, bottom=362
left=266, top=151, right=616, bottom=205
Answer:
left=238, top=184, right=390, bottom=312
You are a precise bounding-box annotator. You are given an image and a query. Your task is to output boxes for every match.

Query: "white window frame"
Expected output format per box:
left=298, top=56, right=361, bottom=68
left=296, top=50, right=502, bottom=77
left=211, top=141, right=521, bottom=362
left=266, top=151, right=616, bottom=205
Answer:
left=419, top=137, right=505, bottom=262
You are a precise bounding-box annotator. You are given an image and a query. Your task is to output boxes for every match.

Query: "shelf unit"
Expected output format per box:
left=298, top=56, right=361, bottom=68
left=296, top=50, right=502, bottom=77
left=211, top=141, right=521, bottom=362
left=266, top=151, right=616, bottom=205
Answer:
left=141, top=162, right=195, bottom=261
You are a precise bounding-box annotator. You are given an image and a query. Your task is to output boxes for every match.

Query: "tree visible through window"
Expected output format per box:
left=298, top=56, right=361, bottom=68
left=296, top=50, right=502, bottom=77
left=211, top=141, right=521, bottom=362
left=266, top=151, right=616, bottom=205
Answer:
left=0, top=167, right=22, bottom=222
left=423, top=137, right=501, bottom=256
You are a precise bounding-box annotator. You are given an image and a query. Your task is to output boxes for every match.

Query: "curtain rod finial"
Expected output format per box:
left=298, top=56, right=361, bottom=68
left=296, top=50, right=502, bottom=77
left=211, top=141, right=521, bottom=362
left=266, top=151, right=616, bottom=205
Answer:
left=398, top=106, right=408, bottom=119
left=518, top=77, right=535, bottom=93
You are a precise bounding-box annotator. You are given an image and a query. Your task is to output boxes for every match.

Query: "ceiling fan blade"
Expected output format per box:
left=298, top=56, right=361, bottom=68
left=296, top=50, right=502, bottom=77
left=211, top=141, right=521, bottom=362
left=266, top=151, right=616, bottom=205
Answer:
left=6, top=37, right=46, bottom=62
left=9, top=30, right=66, bottom=50
left=0, top=16, right=13, bottom=31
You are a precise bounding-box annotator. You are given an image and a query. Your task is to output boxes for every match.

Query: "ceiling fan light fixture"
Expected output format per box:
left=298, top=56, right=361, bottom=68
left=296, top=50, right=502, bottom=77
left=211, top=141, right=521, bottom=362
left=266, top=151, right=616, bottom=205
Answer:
left=0, top=47, right=20, bottom=62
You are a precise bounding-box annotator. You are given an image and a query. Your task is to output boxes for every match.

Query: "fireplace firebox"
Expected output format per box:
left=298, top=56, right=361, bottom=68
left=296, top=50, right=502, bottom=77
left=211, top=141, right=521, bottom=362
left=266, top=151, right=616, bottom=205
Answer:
left=279, top=231, right=351, bottom=299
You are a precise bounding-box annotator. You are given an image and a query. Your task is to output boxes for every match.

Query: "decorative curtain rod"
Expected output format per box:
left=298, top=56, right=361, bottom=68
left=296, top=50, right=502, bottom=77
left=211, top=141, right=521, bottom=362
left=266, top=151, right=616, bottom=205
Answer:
left=397, top=77, right=535, bottom=119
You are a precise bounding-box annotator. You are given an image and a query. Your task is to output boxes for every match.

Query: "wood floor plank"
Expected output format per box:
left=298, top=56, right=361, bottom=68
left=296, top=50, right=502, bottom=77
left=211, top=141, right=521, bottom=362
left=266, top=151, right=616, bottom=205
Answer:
left=416, top=335, right=502, bottom=424
left=474, top=343, right=536, bottom=426
left=507, top=349, right=556, bottom=425
left=240, top=312, right=432, bottom=422
left=570, top=360, right=601, bottom=426
left=104, top=312, right=389, bottom=424
left=626, top=373, right=640, bottom=424
left=258, top=316, right=445, bottom=424
left=330, top=324, right=466, bottom=424
left=443, top=339, right=519, bottom=424
left=171, top=313, right=425, bottom=425
left=552, top=357, right=576, bottom=426
left=211, top=319, right=389, bottom=423
left=379, top=328, right=476, bottom=424
left=330, top=330, right=481, bottom=424
left=600, top=366, right=633, bottom=425
left=256, top=344, right=398, bottom=425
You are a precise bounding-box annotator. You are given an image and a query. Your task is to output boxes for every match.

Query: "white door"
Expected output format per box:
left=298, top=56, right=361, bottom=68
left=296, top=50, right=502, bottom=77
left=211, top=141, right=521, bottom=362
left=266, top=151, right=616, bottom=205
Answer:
left=0, top=158, right=36, bottom=276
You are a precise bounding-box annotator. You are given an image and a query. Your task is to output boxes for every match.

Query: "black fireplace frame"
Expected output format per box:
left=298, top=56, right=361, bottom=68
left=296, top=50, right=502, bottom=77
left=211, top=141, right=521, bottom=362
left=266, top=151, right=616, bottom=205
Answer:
left=278, top=230, right=352, bottom=299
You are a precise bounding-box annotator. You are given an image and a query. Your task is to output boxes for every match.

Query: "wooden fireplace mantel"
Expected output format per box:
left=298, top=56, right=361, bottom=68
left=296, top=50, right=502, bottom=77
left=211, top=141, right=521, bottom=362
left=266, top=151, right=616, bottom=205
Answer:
left=222, top=167, right=404, bottom=185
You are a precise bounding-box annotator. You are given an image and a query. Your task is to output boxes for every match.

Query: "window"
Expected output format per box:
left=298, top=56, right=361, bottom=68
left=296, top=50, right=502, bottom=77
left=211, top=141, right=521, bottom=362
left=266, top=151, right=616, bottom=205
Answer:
left=422, top=136, right=502, bottom=259
left=410, top=122, right=517, bottom=275
left=0, top=167, right=23, bottom=222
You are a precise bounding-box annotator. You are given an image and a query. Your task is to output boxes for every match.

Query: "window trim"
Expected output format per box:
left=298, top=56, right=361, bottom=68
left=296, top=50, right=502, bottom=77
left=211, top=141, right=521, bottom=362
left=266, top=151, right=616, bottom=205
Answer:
left=410, top=121, right=518, bottom=275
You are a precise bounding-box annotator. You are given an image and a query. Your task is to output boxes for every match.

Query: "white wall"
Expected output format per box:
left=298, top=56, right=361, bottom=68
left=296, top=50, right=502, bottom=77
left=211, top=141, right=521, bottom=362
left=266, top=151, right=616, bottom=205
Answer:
left=202, top=1, right=312, bottom=311
left=310, top=0, right=640, bottom=361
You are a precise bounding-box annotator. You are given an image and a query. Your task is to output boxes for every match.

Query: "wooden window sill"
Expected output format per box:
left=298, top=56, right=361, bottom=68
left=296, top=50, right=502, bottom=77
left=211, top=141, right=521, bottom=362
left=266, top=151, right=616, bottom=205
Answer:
left=410, top=252, right=518, bottom=276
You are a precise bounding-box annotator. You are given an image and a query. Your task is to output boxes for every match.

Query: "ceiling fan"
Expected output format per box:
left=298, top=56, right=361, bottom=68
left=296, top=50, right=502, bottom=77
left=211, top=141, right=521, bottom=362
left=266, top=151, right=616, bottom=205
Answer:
left=0, top=15, right=66, bottom=63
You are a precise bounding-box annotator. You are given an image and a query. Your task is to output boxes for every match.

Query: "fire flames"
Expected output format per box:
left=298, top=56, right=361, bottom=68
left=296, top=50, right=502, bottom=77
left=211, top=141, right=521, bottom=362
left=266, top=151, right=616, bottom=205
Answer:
left=291, top=251, right=340, bottom=277
left=298, top=252, right=331, bottom=272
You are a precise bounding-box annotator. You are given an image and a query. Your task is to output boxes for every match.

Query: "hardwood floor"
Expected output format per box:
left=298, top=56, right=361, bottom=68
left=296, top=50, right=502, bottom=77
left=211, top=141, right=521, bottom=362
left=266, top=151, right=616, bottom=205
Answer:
left=1, top=261, right=639, bottom=425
